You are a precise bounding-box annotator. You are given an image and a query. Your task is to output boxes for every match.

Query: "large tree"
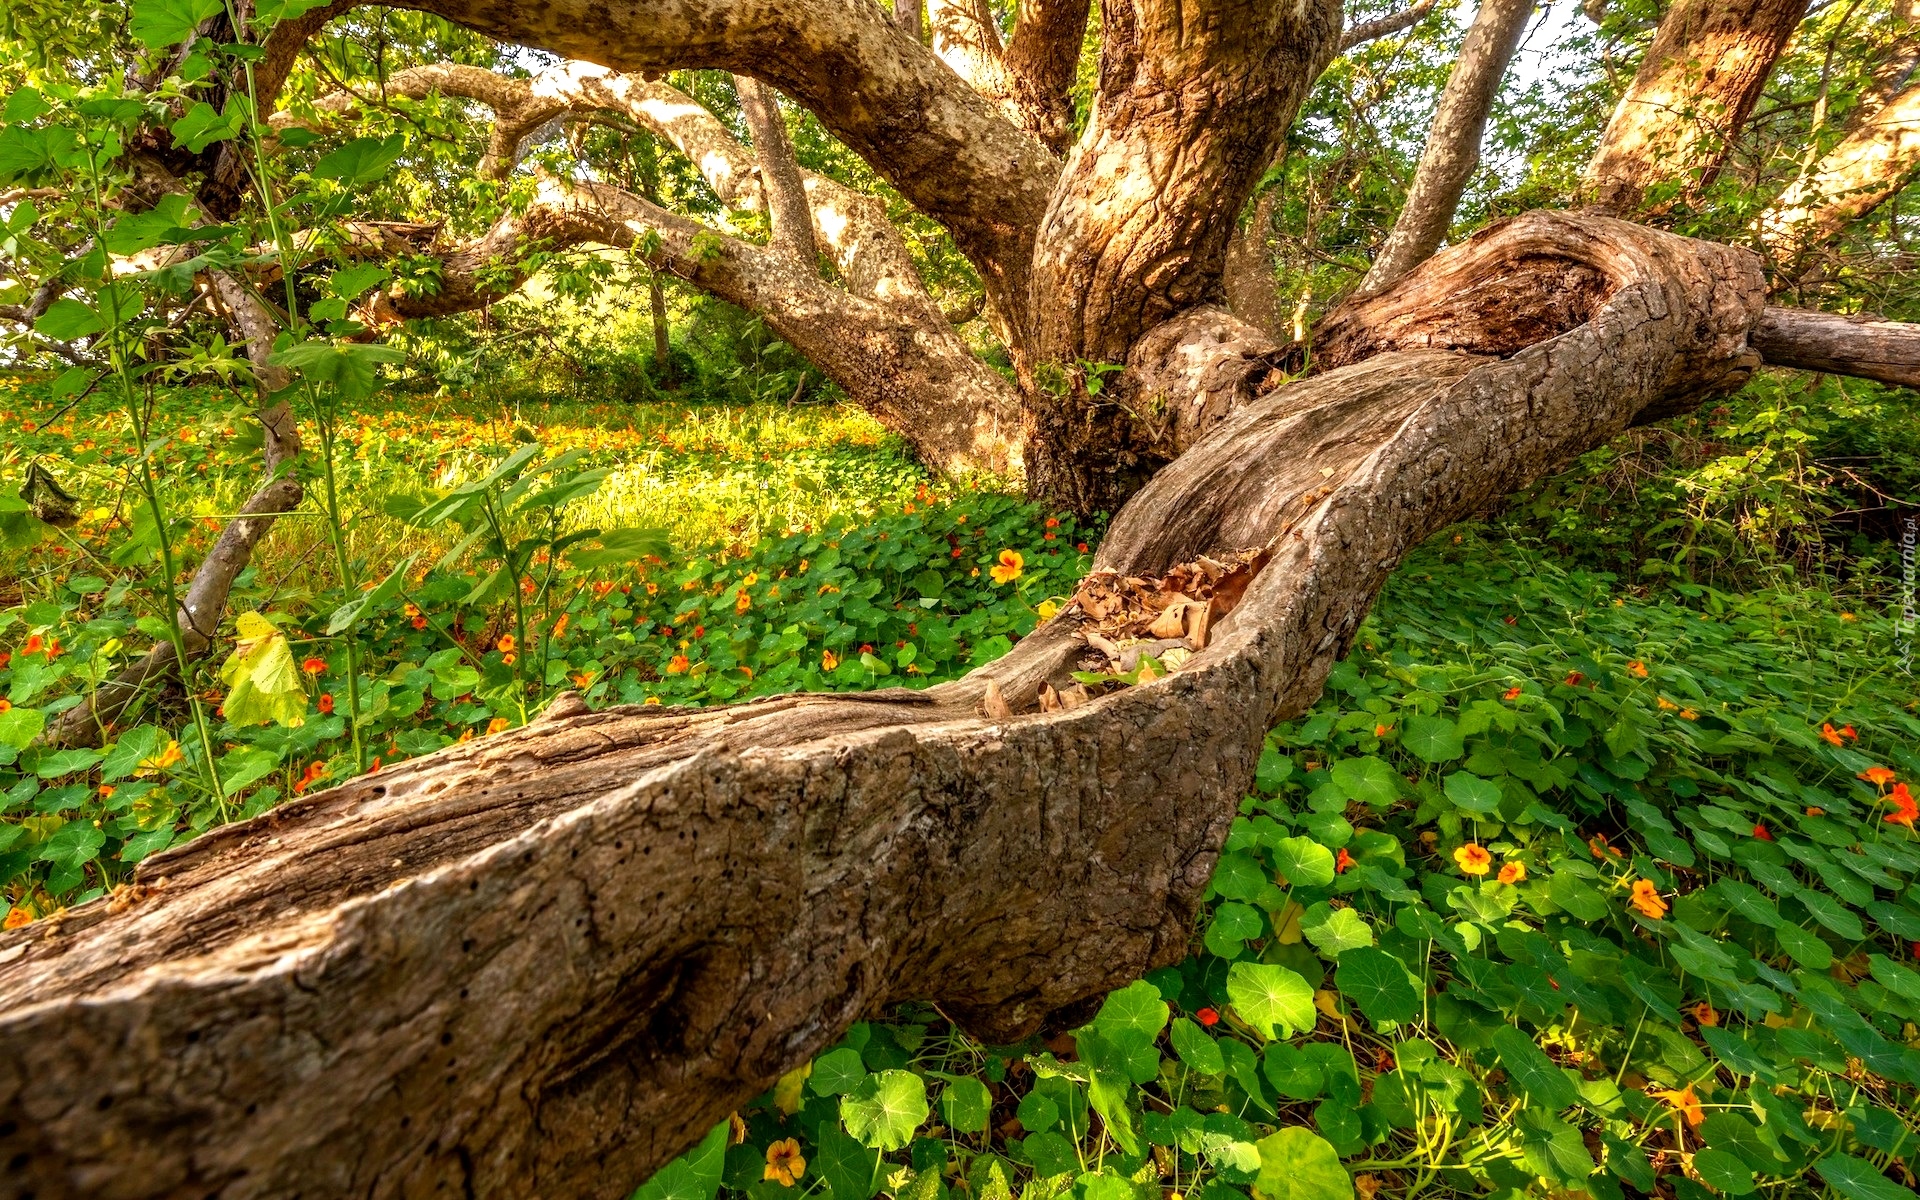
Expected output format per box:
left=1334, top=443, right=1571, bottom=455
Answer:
left=4, top=0, right=1920, bottom=1195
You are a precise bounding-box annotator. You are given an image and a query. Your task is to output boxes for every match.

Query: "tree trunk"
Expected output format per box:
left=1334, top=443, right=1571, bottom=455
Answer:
left=1353, top=0, right=1536, bottom=298
left=1759, top=81, right=1920, bottom=269
left=734, top=77, right=819, bottom=266
left=0, top=212, right=1771, bottom=1200
left=649, top=269, right=672, bottom=383
left=1581, top=0, right=1809, bottom=214
left=1749, top=306, right=1920, bottom=387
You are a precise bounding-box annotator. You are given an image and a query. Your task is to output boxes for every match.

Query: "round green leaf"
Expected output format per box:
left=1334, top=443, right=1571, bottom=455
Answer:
left=1817, top=1153, right=1916, bottom=1200
left=36, top=823, right=106, bottom=872
left=1091, top=979, right=1168, bottom=1046
left=1169, top=1017, right=1226, bottom=1075
left=1274, top=836, right=1336, bottom=888
left=1401, top=715, right=1465, bottom=763
left=811, top=1047, right=870, bottom=1096
left=1333, top=945, right=1420, bottom=1025
left=1300, top=904, right=1374, bottom=957
left=840, top=1069, right=928, bottom=1151
left=1330, top=757, right=1401, bottom=807
left=1490, top=1026, right=1579, bottom=1110
left=1775, top=923, right=1832, bottom=969
left=1227, top=961, right=1315, bottom=1041
left=1694, top=1148, right=1756, bottom=1195
left=939, top=1075, right=993, bottom=1133
left=1252, top=1127, right=1353, bottom=1200
left=1443, top=771, right=1502, bottom=814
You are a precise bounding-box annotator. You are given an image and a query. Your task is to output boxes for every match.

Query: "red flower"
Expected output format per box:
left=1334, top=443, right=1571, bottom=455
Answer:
left=859, top=644, right=875, bottom=655
left=301, top=657, right=327, bottom=675
left=1335, top=848, right=1355, bottom=874
left=1195, top=1007, right=1220, bottom=1027
left=318, top=693, right=335, bottom=714
left=1564, top=671, right=1584, bottom=687
left=1752, top=823, right=1773, bottom=841
left=1045, top=517, right=1059, bottom=529
left=1076, top=542, right=1089, bottom=553
left=1503, top=686, right=1523, bottom=701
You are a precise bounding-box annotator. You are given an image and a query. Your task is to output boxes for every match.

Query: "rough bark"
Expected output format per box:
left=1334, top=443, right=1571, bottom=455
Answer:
left=733, top=77, right=819, bottom=266
left=1353, top=0, right=1537, bottom=298
left=1000, top=0, right=1095, bottom=152
left=1022, top=0, right=1343, bottom=513
left=1749, top=305, right=1920, bottom=387
left=0, top=212, right=1770, bottom=1200
left=1582, top=0, right=1809, bottom=214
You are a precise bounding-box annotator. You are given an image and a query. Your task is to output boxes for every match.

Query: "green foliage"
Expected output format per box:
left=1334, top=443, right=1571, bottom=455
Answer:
left=626, top=546, right=1920, bottom=1200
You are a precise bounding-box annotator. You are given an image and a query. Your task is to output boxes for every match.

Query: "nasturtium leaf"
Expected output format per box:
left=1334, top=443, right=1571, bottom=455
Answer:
left=1490, top=1026, right=1579, bottom=1110
left=1251, top=1127, right=1352, bottom=1200
left=1226, top=961, right=1314, bottom=1041
left=218, top=612, right=308, bottom=728
left=1815, top=1154, right=1915, bottom=1200
left=312, top=134, right=406, bottom=185
left=939, top=1075, right=992, bottom=1133
left=1086, top=1068, right=1140, bottom=1155
left=1797, top=890, right=1864, bottom=940
left=1016, top=1089, right=1059, bottom=1134
left=36, top=823, right=105, bottom=871
left=1692, top=1148, right=1756, bottom=1195
left=328, top=554, right=416, bottom=634
left=1301, top=904, right=1374, bottom=957
left=1273, top=836, right=1336, bottom=888
left=840, top=1069, right=928, bottom=1151
left=1401, top=715, right=1465, bottom=763
left=1515, top=1110, right=1594, bottom=1185
left=772, top=1063, right=811, bottom=1114
left=1334, top=946, right=1420, bottom=1025
left=1329, top=757, right=1400, bottom=807
left=1443, top=771, right=1502, bottom=813
left=1206, top=902, right=1265, bottom=957
left=1169, top=1017, right=1226, bottom=1075
left=811, top=1047, right=869, bottom=1095
left=32, top=748, right=103, bottom=779
left=130, top=0, right=223, bottom=47
left=1870, top=955, right=1920, bottom=1003
left=1716, top=879, right=1782, bottom=928
left=630, top=1120, right=728, bottom=1200
left=814, top=1125, right=884, bottom=1200
left=1775, top=923, right=1833, bottom=969
left=1019, top=1131, right=1077, bottom=1178
left=119, top=827, right=176, bottom=864
left=1090, top=979, right=1159, bottom=1044
left=0, top=705, right=46, bottom=750
left=1212, top=849, right=1268, bottom=900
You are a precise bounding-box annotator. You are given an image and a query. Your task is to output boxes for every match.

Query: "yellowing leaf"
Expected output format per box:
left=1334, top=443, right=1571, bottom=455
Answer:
left=219, top=611, right=309, bottom=728
left=773, top=1062, right=812, bottom=1115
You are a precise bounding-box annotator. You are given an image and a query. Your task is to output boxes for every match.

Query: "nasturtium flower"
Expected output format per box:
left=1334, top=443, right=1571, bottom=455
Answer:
left=1453, top=844, right=1492, bottom=876
left=497, top=634, right=516, bottom=653
left=486, top=717, right=510, bottom=735
left=137, top=739, right=185, bottom=776
left=990, top=549, right=1024, bottom=585
left=1195, top=1007, right=1220, bottom=1027
left=1335, top=848, right=1355, bottom=874
left=667, top=654, right=691, bottom=675
left=821, top=648, right=839, bottom=671
left=1820, top=723, right=1846, bottom=746
left=735, top=589, right=752, bottom=615
left=3, top=906, right=32, bottom=929
left=301, top=657, right=327, bottom=675
left=1629, top=879, right=1668, bottom=919
left=1037, top=599, right=1059, bottom=620
left=1653, top=1084, right=1703, bottom=1127
left=1627, top=660, right=1648, bottom=677
left=1861, top=766, right=1898, bottom=787
left=1502, top=686, right=1522, bottom=701
left=1751, top=823, right=1772, bottom=841
left=764, top=1138, right=806, bottom=1187
left=1497, top=861, right=1526, bottom=885
left=1886, top=783, right=1918, bottom=828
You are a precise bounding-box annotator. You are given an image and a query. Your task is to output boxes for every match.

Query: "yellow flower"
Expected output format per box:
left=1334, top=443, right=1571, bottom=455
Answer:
left=645, top=582, right=659, bottom=595
left=486, top=717, right=509, bottom=735
left=1497, top=861, right=1526, bottom=885
left=1453, top=843, right=1492, bottom=876
left=735, top=589, right=752, bottom=615
left=1037, top=599, right=1059, bottom=621
left=1629, top=879, right=1668, bottom=919
left=764, top=1138, right=806, bottom=1187
left=821, top=648, right=840, bottom=671
left=643, top=695, right=662, bottom=706
left=990, top=549, right=1024, bottom=585
left=136, top=740, right=185, bottom=777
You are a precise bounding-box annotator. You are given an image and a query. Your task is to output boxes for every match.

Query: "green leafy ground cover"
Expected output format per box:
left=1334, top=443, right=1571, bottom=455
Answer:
left=4, top=370, right=1920, bottom=1200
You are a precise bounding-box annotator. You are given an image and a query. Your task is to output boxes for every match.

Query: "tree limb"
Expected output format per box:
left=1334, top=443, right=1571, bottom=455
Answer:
left=1749, top=305, right=1920, bottom=387
left=1340, top=0, right=1440, bottom=51
left=1353, top=0, right=1535, bottom=298
left=732, top=77, right=819, bottom=267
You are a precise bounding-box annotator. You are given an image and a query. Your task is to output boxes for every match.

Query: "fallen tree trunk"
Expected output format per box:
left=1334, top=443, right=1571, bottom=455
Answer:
left=0, top=212, right=1767, bottom=1199
left=1750, top=306, right=1920, bottom=389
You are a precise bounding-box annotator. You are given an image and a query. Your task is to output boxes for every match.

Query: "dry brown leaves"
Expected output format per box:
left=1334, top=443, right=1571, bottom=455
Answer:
left=1065, top=547, right=1271, bottom=681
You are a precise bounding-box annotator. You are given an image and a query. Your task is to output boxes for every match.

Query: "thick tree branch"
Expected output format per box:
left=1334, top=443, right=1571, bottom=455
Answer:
left=732, top=78, right=819, bottom=267
left=1340, top=0, right=1440, bottom=50
left=394, top=0, right=1058, bottom=326
left=0, top=213, right=1772, bottom=1200
left=1000, top=0, right=1094, bottom=152
left=1353, top=0, right=1536, bottom=298
left=1758, top=81, right=1920, bottom=265
left=1581, top=0, right=1810, bottom=214
left=1750, top=306, right=1920, bottom=387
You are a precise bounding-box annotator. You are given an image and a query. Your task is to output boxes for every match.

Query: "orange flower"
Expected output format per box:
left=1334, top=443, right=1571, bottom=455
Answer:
left=1689, top=1001, right=1720, bottom=1028
left=3, top=906, right=32, bottom=930
left=0, top=699, right=10, bottom=713
left=1453, top=843, right=1492, bottom=876
left=552, top=614, right=570, bottom=639
left=1374, top=724, right=1392, bottom=737
left=1334, top=847, right=1355, bottom=874
left=1589, top=833, right=1621, bottom=860
left=1564, top=671, right=1584, bottom=687
left=764, top=1138, right=806, bottom=1187
left=1498, top=861, right=1527, bottom=885
left=572, top=672, right=596, bottom=689
left=821, top=648, right=839, bottom=671
left=1654, top=1084, right=1704, bottom=1127
left=1860, top=766, right=1898, bottom=788
left=1629, top=879, right=1668, bottom=919
left=486, top=717, right=510, bottom=735
left=1627, top=661, right=1648, bottom=678
left=990, top=549, right=1024, bottom=585
left=497, top=634, right=516, bottom=653
left=301, top=657, right=327, bottom=675
left=1886, top=783, right=1918, bottom=828
left=22, top=634, right=43, bottom=655
left=1502, top=686, right=1523, bottom=701
left=501, top=652, right=517, bottom=666
left=667, top=654, right=691, bottom=674
left=1820, top=723, right=1845, bottom=747
left=735, top=589, right=752, bottom=615
left=292, top=761, right=327, bottom=795
left=318, top=693, right=334, bottom=714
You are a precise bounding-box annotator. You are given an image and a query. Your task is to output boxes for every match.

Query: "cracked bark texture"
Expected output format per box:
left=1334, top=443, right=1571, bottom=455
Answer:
left=0, top=212, right=1772, bottom=1200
